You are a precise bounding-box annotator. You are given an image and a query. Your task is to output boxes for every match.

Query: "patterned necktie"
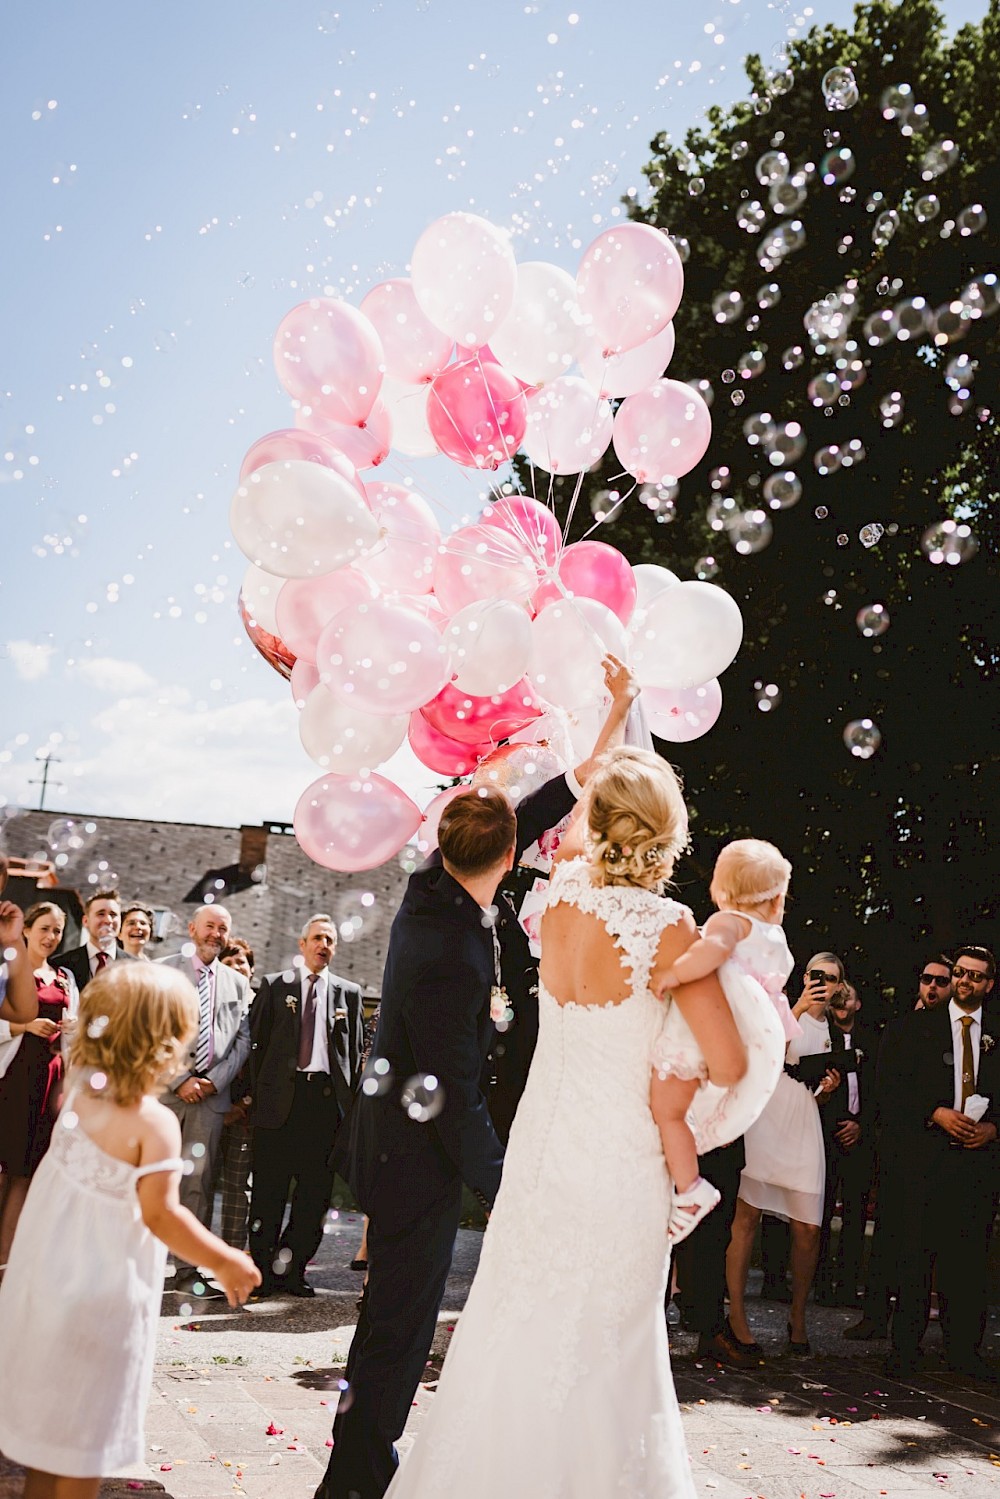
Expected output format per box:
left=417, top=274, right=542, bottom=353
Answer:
left=94, top=950, right=109, bottom=973
left=193, top=965, right=213, bottom=1074
left=960, top=1015, right=976, bottom=1108
left=298, top=974, right=318, bottom=1071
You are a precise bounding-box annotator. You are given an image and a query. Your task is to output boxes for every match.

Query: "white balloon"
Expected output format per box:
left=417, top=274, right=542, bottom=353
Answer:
left=230, top=460, right=380, bottom=578
left=447, top=599, right=534, bottom=696
left=299, top=684, right=407, bottom=773
left=521, top=376, right=614, bottom=475
left=380, top=375, right=439, bottom=458
left=490, top=261, right=582, bottom=386
left=631, top=581, right=744, bottom=690
left=411, top=212, right=517, bottom=347
left=530, top=597, right=627, bottom=710
left=632, top=563, right=680, bottom=610
left=363, top=481, right=441, bottom=595
left=241, top=561, right=284, bottom=637
left=579, top=319, right=676, bottom=398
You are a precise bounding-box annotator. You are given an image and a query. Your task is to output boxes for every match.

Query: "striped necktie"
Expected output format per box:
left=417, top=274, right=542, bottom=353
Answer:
left=194, top=965, right=213, bottom=1074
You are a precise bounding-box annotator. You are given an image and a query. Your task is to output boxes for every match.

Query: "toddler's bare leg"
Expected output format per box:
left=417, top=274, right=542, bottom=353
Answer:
left=650, top=1072, right=701, bottom=1192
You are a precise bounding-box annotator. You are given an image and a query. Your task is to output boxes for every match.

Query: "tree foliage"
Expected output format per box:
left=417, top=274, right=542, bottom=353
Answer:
left=545, top=1, right=1000, bottom=1009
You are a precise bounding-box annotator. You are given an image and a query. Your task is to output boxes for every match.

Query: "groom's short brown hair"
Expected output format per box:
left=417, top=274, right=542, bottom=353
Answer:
left=438, top=787, right=516, bottom=876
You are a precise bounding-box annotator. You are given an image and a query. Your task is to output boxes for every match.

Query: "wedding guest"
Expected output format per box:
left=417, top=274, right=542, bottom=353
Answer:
left=0, top=963, right=258, bottom=1499
left=214, top=939, right=257, bottom=1250
left=120, top=903, right=155, bottom=960
left=249, top=916, right=364, bottom=1296
left=0, top=902, right=78, bottom=1266
left=914, top=953, right=953, bottom=1010
left=0, top=853, right=37, bottom=1026
left=814, top=982, right=876, bottom=1307
left=885, top=945, right=999, bottom=1381
left=57, top=889, right=133, bottom=992
left=158, top=905, right=251, bottom=1295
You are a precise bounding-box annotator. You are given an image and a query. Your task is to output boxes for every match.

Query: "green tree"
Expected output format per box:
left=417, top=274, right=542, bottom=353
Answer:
left=543, top=1, right=1000, bottom=1009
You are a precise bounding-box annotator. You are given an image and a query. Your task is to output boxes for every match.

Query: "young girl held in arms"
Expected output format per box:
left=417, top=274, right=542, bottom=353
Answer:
left=0, top=963, right=260, bottom=1499
left=650, top=838, right=795, bottom=1244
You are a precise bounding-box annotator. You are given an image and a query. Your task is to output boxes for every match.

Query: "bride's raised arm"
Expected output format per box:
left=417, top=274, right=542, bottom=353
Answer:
left=652, top=911, right=747, bottom=1089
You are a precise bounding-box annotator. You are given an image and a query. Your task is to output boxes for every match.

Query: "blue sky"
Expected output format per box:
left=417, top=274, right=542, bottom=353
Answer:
left=1, top=0, right=985, bottom=833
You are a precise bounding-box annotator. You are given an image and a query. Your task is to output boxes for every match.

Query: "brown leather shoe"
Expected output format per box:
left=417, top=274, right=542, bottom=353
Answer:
left=696, top=1328, right=758, bottom=1369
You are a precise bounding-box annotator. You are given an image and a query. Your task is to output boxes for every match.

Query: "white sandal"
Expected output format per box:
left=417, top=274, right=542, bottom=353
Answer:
left=667, top=1176, right=722, bottom=1246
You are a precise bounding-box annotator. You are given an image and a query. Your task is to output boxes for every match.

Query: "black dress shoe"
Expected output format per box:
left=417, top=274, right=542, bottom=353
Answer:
left=173, top=1271, right=214, bottom=1297
left=724, top=1317, right=763, bottom=1357
left=286, top=1277, right=317, bottom=1298
left=843, top=1316, right=888, bottom=1341
left=696, top=1329, right=757, bottom=1369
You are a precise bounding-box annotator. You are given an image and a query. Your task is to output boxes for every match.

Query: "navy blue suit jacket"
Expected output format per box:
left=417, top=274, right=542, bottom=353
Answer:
left=343, top=772, right=578, bottom=1234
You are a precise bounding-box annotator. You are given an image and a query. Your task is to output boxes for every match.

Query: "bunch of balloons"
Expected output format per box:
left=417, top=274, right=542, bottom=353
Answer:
left=231, top=212, right=743, bottom=871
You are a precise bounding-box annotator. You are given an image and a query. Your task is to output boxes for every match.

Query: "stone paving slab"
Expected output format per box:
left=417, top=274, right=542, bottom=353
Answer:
left=4, top=1211, right=1000, bottom=1497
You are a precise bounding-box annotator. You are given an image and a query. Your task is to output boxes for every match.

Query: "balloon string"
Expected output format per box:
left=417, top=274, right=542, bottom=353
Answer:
left=556, top=359, right=614, bottom=557
left=575, top=478, right=639, bottom=543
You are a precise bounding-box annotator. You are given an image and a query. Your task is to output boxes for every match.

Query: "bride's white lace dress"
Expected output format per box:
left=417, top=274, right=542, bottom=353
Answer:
left=385, top=857, right=697, bottom=1498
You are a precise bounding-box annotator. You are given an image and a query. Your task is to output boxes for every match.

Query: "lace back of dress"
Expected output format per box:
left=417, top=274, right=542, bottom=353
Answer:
left=545, top=858, right=682, bottom=1002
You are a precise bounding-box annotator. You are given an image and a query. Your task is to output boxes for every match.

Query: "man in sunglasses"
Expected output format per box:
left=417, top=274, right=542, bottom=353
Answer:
left=915, top=955, right=953, bottom=1011
left=884, top=945, right=999, bottom=1382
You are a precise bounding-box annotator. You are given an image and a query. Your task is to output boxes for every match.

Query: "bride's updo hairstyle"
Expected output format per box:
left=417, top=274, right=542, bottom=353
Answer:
left=709, top=838, right=791, bottom=916
left=584, top=747, right=689, bottom=891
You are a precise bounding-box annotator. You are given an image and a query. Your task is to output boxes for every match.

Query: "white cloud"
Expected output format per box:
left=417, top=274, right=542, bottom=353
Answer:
left=74, top=656, right=156, bottom=695
left=6, top=640, right=55, bottom=680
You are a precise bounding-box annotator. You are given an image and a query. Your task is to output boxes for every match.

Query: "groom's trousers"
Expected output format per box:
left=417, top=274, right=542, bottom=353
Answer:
left=316, top=1185, right=463, bottom=1499
left=673, top=1137, right=744, bottom=1336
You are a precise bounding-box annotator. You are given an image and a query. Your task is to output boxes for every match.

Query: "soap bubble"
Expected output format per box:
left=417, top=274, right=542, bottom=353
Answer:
left=859, top=523, right=884, bottom=549
left=782, top=344, right=805, bottom=371
left=822, top=66, right=859, bottom=111
left=856, top=603, right=890, bottom=637
left=763, top=471, right=802, bottom=510
left=808, top=372, right=840, bottom=406
left=841, top=438, right=867, bottom=467
left=765, top=421, right=806, bottom=465
left=754, top=681, right=782, bottom=712
left=694, top=556, right=719, bottom=580
left=814, top=506, right=829, bottom=520
left=712, top=290, right=744, bottom=324
left=729, top=510, right=773, bottom=555
left=814, top=445, right=842, bottom=476
left=931, top=302, right=971, bottom=345
left=864, top=308, right=899, bottom=347
left=770, top=68, right=794, bottom=96
left=843, top=718, right=881, bottom=759
left=755, top=150, right=790, bottom=186
left=913, top=194, right=940, bottom=223
left=757, top=283, right=781, bottom=310
left=872, top=210, right=900, bottom=247
left=880, top=83, right=914, bottom=120
left=921, top=519, right=978, bottom=565
left=731, top=139, right=749, bottom=160
left=736, top=350, right=766, bottom=381
left=770, top=179, right=807, bottom=215
left=894, top=296, right=930, bottom=341
left=920, top=139, right=959, bottom=180
left=956, top=203, right=987, bottom=237
left=944, top=354, right=976, bottom=393
left=879, top=390, right=904, bottom=427
left=360, top=1055, right=394, bottom=1098
left=803, top=289, right=856, bottom=343
left=46, top=817, right=98, bottom=855
left=400, top=1073, right=445, bottom=1122
left=707, top=495, right=740, bottom=532
left=668, top=234, right=691, bottom=263
left=836, top=533, right=850, bottom=547
left=760, top=220, right=805, bottom=262
left=708, top=466, right=731, bottom=492
left=960, top=274, right=999, bottom=320
left=688, top=177, right=705, bottom=197
left=736, top=200, right=767, bottom=234
left=821, top=147, right=855, bottom=186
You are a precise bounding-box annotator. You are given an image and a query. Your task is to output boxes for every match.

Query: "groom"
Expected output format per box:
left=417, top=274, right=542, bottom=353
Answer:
left=316, top=773, right=583, bottom=1499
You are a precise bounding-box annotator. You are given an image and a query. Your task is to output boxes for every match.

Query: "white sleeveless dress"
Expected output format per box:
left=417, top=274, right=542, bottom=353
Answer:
left=385, top=857, right=697, bottom=1499
left=0, top=1100, right=182, bottom=1477
left=651, top=914, right=791, bottom=1153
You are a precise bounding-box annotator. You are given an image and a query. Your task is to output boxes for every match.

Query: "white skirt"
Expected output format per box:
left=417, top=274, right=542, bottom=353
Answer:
left=738, top=1071, right=825, bottom=1225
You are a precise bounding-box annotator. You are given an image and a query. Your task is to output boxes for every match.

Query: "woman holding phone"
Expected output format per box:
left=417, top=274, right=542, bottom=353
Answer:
left=725, top=952, right=845, bottom=1355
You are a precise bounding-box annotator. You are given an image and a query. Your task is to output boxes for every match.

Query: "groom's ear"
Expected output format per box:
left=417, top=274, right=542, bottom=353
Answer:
left=504, top=840, right=517, bottom=873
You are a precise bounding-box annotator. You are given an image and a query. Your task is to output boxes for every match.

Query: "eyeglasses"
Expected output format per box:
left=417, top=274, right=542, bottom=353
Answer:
left=952, top=965, right=990, bottom=983
left=920, top=973, right=951, bottom=987
left=807, top=968, right=840, bottom=984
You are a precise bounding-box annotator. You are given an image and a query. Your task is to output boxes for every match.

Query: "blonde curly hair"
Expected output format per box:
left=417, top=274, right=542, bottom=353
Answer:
left=583, top=747, right=689, bottom=891
left=709, top=838, right=791, bottom=915
left=69, top=962, right=198, bottom=1105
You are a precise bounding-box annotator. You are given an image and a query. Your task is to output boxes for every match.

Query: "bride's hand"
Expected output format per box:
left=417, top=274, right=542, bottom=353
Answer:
left=601, top=653, right=638, bottom=708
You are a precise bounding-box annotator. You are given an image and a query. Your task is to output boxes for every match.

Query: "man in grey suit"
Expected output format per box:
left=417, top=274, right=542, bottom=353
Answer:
left=249, top=914, right=364, bottom=1297
left=159, top=903, right=251, bottom=1293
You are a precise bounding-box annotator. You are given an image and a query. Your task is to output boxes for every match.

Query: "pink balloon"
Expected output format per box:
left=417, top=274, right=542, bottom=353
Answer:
left=576, top=224, right=684, bottom=355
left=239, top=595, right=296, bottom=680
left=291, top=658, right=320, bottom=706
left=360, top=278, right=454, bottom=385
left=579, top=319, right=676, bottom=399
left=612, top=379, right=712, bottom=483
left=532, top=540, right=638, bottom=626
left=297, top=397, right=392, bottom=470
left=363, top=481, right=441, bottom=594
left=240, top=429, right=367, bottom=499
left=645, top=680, right=723, bottom=742
left=480, top=494, right=562, bottom=569
left=276, top=568, right=378, bottom=663
left=421, top=678, right=541, bottom=747
left=416, top=784, right=470, bottom=855
left=434, top=522, right=537, bottom=615
left=318, top=599, right=451, bottom=716
left=520, top=375, right=614, bottom=476
left=408, top=712, right=490, bottom=777
left=426, top=358, right=527, bottom=470
left=411, top=212, right=517, bottom=348
left=273, top=298, right=383, bottom=424
left=294, top=771, right=422, bottom=873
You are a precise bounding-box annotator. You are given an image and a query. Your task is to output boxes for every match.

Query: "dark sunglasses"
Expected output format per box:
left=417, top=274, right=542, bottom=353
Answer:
left=807, top=968, right=840, bottom=984
left=952, top=965, right=990, bottom=983
left=920, top=973, right=951, bottom=987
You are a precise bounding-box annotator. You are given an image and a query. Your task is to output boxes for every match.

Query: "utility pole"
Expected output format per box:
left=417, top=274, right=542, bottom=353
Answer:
left=29, top=751, right=62, bottom=812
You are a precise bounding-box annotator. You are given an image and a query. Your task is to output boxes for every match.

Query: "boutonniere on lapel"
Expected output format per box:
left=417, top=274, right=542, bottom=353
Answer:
left=334, top=1007, right=348, bottom=1022
left=854, top=1048, right=865, bottom=1065
left=285, top=995, right=298, bottom=1015
left=983, top=1034, right=996, bottom=1055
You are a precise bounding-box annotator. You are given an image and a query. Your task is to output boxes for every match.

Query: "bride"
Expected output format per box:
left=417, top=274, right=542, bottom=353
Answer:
left=385, top=747, right=747, bottom=1497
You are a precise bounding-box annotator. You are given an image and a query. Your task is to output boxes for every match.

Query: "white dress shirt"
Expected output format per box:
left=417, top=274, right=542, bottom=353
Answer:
left=299, top=968, right=330, bottom=1074
left=949, top=999, right=982, bottom=1110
